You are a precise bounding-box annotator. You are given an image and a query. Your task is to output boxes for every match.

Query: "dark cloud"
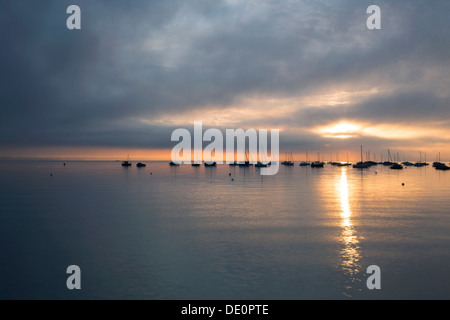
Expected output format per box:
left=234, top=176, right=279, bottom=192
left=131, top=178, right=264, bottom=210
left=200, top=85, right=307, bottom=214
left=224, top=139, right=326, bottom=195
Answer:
left=1, top=0, right=449, bottom=155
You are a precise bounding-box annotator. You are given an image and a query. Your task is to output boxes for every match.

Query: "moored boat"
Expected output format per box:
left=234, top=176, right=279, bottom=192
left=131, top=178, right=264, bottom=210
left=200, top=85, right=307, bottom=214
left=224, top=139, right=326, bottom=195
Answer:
left=390, top=163, right=403, bottom=170
left=122, top=154, right=132, bottom=166
left=353, top=146, right=369, bottom=169
left=311, top=161, right=324, bottom=168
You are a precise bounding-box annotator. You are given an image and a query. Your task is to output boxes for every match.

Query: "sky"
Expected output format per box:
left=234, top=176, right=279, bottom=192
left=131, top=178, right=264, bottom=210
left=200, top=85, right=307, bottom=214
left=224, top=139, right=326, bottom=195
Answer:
left=1, top=0, right=450, bottom=161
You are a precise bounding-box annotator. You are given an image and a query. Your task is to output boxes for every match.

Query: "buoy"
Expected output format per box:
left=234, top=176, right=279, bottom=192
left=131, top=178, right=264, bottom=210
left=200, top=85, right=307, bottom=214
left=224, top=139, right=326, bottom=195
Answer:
left=402, top=183, right=405, bottom=186
left=231, top=178, right=234, bottom=181
left=150, top=172, right=152, bottom=175
left=228, top=173, right=231, bottom=176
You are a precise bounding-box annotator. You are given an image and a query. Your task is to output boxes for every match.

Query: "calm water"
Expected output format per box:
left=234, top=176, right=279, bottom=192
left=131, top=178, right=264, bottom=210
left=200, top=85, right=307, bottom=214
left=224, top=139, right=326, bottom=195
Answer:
left=1, top=160, right=450, bottom=299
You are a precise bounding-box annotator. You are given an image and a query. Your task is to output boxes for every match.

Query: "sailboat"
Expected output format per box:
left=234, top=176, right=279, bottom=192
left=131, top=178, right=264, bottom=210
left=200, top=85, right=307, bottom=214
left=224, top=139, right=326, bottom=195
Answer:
left=299, top=151, right=310, bottom=166
left=390, top=163, right=403, bottom=170
left=311, top=152, right=325, bottom=168
left=204, top=161, right=216, bottom=167
left=255, top=154, right=269, bottom=167
left=255, top=161, right=268, bottom=167
left=204, top=155, right=217, bottom=167
left=256, top=146, right=271, bottom=167
left=337, top=152, right=351, bottom=166
left=331, top=152, right=340, bottom=165
left=122, top=154, right=132, bottom=166
left=382, top=149, right=394, bottom=166
left=353, top=146, right=369, bottom=168
left=433, top=152, right=444, bottom=168
left=311, top=161, right=324, bottom=167
left=414, top=151, right=427, bottom=167
left=169, top=154, right=180, bottom=166
left=281, top=152, right=294, bottom=166
left=364, top=150, right=377, bottom=167
left=433, top=152, right=449, bottom=170
left=238, top=150, right=253, bottom=167
left=387, top=151, right=403, bottom=169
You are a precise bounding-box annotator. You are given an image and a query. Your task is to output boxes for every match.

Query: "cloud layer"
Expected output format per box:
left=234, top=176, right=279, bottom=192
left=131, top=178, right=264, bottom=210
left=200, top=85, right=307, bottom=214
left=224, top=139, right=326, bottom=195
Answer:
left=1, top=0, right=450, bottom=158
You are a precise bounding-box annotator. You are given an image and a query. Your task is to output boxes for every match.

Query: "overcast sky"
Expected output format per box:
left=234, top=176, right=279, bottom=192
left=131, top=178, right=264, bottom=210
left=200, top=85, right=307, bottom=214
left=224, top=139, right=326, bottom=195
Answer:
left=1, top=0, right=450, bottom=160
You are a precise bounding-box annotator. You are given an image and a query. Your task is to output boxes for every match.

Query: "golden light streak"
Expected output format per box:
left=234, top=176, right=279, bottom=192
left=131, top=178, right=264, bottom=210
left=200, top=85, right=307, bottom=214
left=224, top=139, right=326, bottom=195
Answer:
left=338, top=168, right=362, bottom=297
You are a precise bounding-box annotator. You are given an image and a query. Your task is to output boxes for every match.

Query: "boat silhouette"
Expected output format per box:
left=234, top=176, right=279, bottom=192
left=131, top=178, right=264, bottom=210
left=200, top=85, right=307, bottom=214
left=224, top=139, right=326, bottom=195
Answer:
left=337, top=162, right=351, bottom=167
left=238, top=150, right=253, bottom=167
left=122, top=154, right=132, bottom=166
left=281, top=152, right=294, bottom=166
left=299, top=151, right=310, bottom=166
left=435, top=164, right=450, bottom=171
left=433, top=152, right=444, bottom=168
left=353, top=162, right=369, bottom=168
left=433, top=153, right=449, bottom=170
left=390, top=163, right=403, bottom=170
left=255, top=149, right=270, bottom=167
left=311, top=152, right=324, bottom=167
left=353, top=146, right=369, bottom=168
left=414, top=151, right=428, bottom=167
left=311, top=161, right=324, bottom=167
left=204, top=161, right=217, bottom=167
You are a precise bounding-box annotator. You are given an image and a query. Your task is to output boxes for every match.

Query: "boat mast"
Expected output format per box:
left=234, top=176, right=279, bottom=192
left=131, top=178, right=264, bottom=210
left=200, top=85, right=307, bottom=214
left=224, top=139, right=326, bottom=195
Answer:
left=360, top=145, right=363, bottom=162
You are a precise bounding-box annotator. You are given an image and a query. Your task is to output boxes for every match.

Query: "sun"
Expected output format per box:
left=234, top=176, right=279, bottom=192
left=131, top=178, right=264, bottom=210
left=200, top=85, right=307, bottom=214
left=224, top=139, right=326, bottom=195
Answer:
left=316, top=122, right=361, bottom=139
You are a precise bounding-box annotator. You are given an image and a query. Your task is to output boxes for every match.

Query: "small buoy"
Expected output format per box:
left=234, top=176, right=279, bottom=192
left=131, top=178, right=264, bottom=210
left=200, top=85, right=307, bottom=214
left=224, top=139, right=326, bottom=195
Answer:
left=375, top=171, right=377, bottom=174
left=402, top=183, right=405, bottom=186
left=50, top=173, right=53, bottom=177
left=228, top=173, right=231, bottom=176
left=231, top=178, right=234, bottom=181
left=150, top=172, right=152, bottom=175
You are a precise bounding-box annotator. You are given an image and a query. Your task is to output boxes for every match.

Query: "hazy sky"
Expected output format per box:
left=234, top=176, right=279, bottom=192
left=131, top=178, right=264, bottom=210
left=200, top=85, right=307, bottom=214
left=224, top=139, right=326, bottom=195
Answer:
left=1, top=0, right=450, bottom=160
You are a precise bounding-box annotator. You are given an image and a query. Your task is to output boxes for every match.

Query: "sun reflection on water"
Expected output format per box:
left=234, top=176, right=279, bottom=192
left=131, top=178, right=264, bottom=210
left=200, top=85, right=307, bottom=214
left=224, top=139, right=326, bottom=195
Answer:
left=338, top=168, right=362, bottom=297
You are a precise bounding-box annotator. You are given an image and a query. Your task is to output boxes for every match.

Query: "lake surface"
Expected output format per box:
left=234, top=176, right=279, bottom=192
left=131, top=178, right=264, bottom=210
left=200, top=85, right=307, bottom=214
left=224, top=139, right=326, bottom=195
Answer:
left=1, top=160, right=450, bottom=299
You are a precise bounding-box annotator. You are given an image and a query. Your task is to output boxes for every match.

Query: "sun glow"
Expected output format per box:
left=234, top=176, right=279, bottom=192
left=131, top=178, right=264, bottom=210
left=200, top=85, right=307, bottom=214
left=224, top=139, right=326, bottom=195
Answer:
left=317, top=122, right=362, bottom=139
